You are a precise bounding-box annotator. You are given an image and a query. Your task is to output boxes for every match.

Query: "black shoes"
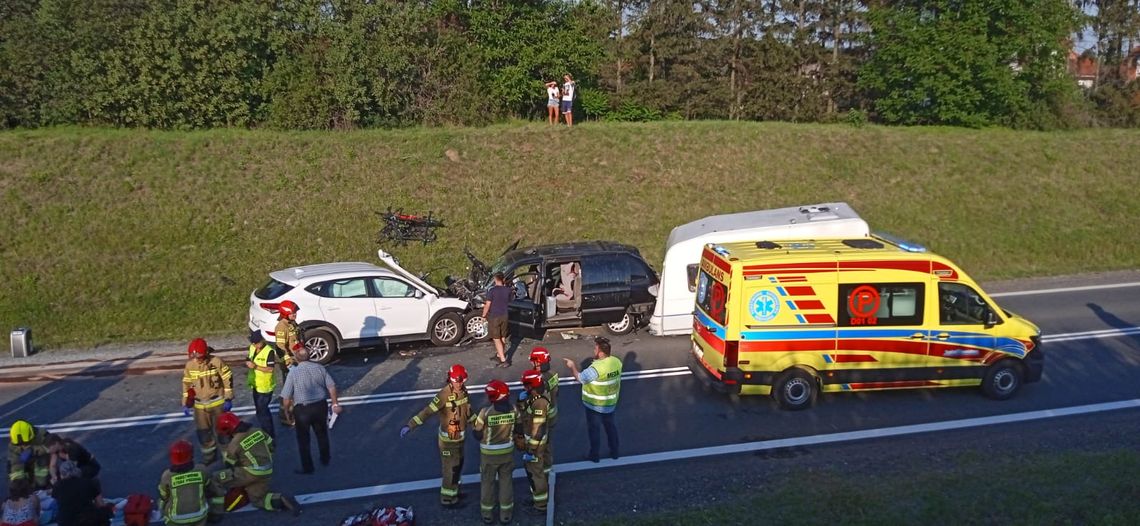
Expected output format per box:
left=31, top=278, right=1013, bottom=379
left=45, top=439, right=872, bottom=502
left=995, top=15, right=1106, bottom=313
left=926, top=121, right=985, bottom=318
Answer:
left=280, top=494, right=302, bottom=516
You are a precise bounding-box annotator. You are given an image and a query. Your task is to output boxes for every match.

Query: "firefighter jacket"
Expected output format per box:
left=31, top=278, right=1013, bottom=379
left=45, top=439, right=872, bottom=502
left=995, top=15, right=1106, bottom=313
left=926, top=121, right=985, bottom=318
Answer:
left=182, top=356, right=234, bottom=406
left=158, top=463, right=212, bottom=525
left=520, top=393, right=551, bottom=454
left=274, top=318, right=301, bottom=365
left=471, top=402, right=520, bottom=457
left=223, top=426, right=274, bottom=478
left=7, top=430, right=53, bottom=483
left=407, top=383, right=470, bottom=445
left=541, top=369, right=559, bottom=423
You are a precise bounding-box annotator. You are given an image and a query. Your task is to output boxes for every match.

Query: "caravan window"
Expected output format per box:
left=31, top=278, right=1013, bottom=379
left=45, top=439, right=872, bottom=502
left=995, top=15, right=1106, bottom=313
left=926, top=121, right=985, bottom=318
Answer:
left=687, top=264, right=699, bottom=292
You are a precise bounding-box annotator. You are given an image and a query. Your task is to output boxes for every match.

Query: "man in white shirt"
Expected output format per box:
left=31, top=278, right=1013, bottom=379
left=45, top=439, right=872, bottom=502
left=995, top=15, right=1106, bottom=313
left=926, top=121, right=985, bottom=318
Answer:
left=561, top=74, right=575, bottom=127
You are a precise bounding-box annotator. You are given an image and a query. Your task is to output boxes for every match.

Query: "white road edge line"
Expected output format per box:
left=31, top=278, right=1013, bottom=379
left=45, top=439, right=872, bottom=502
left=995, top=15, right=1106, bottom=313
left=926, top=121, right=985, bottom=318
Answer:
left=26, top=325, right=1140, bottom=434
left=546, top=471, right=555, bottom=526
left=989, top=281, right=1140, bottom=297
left=286, top=398, right=1140, bottom=510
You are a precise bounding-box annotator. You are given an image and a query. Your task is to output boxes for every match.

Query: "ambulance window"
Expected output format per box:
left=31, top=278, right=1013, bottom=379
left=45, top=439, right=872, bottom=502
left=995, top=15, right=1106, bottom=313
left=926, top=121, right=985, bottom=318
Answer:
left=837, top=283, right=924, bottom=327
left=696, top=270, right=728, bottom=325
left=687, top=265, right=699, bottom=292
left=939, top=283, right=994, bottom=325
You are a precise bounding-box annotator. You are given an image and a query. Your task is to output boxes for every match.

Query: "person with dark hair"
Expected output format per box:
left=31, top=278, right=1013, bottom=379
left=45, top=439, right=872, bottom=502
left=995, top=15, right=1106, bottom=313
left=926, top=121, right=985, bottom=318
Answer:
left=560, top=74, right=576, bottom=127
left=245, top=330, right=278, bottom=439
left=563, top=337, right=622, bottom=463
left=482, top=272, right=512, bottom=367
left=47, top=436, right=100, bottom=484
left=279, top=347, right=341, bottom=475
left=1, top=478, right=39, bottom=526
left=52, top=460, right=111, bottom=526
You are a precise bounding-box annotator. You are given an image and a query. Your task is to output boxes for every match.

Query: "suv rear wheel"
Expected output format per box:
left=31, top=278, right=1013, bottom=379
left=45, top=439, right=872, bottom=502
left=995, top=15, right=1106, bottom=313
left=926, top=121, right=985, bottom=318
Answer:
left=430, top=312, right=464, bottom=346
left=305, top=328, right=339, bottom=365
left=603, top=313, right=637, bottom=335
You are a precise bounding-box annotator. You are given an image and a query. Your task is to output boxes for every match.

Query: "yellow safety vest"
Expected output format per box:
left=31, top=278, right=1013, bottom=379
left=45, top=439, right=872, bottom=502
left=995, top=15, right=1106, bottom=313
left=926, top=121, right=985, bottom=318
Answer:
left=247, top=344, right=275, bottom=394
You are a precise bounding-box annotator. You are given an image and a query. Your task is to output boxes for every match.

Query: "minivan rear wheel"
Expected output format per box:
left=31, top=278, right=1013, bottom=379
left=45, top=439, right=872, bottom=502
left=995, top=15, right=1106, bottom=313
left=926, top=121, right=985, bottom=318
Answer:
left=305, top=328, right=339, bottom=365
left=603, top=313, right=637, bottom=335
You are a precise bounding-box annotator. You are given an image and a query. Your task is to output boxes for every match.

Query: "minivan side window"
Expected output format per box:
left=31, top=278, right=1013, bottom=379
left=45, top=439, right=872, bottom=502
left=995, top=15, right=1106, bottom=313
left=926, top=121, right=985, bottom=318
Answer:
left=581, top=255, right=629, bottom=288
left=686, top=264, right=699, bottom=292
left=938, top=282, right=994, bottom=325
left=837, top=283, right=924, bottom=327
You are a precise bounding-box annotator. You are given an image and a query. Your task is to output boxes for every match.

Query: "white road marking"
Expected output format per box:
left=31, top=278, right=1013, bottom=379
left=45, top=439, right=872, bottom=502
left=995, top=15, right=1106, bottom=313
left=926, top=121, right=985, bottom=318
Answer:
left=36, top=367, right=693, bottom=434
left=990, top=281, right=1140, bottom=297
left=19, top=324, right=1140, bottom=435
left=283, top=397, right=1140, bottom=509
left=546, top=471, right=556, bottom=526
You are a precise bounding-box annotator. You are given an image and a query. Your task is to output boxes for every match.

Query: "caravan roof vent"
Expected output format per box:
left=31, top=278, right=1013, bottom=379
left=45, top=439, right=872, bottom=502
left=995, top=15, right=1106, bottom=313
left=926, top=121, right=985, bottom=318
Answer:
left=755, top=241, right=782, bottom=250
left=799, top=205, right=840, bottom=221
left=842, top=239, right=884, bottom=250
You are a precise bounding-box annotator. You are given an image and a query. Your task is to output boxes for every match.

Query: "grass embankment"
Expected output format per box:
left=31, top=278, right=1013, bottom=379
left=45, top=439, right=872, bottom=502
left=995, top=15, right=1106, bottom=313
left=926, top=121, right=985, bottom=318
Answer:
left=2, top=122, right=1139, bottom=350
left=598, top=449, right=1140, bottom=525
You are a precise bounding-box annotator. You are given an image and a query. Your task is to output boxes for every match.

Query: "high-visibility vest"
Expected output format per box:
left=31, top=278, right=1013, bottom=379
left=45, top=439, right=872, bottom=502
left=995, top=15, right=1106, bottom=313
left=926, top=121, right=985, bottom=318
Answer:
left=247, top=344, right=275, bottom=394
left=581, top=356, right=622, bottom=411
left=160, top=466, right=210, bottom=525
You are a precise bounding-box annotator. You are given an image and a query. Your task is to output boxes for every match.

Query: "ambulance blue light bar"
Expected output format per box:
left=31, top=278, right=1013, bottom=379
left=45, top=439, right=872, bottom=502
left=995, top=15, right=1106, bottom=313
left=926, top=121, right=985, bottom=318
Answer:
left=710, top=244, right=731, bottom=257
left=874, top=232, right=927, bottom=253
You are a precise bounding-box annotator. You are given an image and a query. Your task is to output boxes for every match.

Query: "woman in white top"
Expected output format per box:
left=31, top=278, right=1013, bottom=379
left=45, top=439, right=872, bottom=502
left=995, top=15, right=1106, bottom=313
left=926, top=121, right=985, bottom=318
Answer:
left=545, top=81, right=561, bottom=124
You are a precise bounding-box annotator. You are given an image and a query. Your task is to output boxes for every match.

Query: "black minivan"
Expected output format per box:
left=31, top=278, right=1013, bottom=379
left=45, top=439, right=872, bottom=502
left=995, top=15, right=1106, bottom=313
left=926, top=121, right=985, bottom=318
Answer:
left=468, top=241, right=659, bottom=339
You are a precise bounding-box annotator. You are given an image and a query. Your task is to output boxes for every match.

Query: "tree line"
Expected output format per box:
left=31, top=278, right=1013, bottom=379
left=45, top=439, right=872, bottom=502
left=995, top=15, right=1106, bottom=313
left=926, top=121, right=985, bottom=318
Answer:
left=1, top=0, right=1137, bottom=130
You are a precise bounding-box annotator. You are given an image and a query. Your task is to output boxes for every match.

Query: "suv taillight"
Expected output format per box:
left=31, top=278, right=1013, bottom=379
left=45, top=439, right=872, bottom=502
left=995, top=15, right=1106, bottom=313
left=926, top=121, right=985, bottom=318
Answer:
left=260, top=302, right=281, bottom=313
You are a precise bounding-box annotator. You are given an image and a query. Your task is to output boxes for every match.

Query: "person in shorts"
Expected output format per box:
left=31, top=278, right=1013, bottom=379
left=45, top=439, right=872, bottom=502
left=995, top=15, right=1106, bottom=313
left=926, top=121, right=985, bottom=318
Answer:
left=560, top=74, right=575, bottom=127
left=482, top=272, right=512, bottom=367
left=545, top=81, right=560, bottom=125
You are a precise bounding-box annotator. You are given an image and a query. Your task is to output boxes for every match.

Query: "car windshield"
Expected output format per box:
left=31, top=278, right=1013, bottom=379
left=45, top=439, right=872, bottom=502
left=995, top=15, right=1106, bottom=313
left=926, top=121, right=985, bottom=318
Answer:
left=485, top=257, right=512, bottom=287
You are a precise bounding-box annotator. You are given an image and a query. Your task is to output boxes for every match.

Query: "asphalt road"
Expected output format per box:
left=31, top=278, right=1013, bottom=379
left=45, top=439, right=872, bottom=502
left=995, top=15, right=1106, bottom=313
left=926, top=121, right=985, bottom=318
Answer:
left=2, top=274, right=1139, bottom=525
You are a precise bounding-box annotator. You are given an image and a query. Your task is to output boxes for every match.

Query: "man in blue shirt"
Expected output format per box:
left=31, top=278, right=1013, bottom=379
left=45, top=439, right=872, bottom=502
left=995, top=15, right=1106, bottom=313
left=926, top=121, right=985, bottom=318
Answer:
left=482, top=272, right=512, bottom=367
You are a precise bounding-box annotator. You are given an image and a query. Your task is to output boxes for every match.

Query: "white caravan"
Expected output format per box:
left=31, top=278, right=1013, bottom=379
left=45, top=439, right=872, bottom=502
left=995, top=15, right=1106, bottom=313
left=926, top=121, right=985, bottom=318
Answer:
left=648, top=202, right=869, bottom=336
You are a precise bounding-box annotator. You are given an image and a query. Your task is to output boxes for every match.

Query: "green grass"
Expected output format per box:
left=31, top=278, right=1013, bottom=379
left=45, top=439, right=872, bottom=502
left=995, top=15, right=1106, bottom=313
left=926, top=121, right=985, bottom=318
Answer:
left=2, top=122, right=1139, bottom=349
left=593, top=448, right=1140, bottom=525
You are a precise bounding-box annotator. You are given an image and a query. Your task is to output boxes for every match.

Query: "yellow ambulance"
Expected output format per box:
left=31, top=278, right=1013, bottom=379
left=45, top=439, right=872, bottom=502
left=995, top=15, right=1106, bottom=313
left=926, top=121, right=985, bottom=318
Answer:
left=689, top=234, right=1043, bottom=410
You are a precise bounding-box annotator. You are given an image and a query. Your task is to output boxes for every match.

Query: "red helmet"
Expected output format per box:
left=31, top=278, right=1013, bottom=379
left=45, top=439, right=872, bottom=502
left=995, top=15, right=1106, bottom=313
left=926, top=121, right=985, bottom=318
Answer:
left=188, top=338, right=208, bottom=359
left=485, top=380, right=509, bottom=402
left=278, top=300, right=299, bottom=318
left=215, top=412, right=241, bottom=436
left=529, top=347, right=551, bottom=365
left=223, top=487, right=249, bottom=512
left=169, top=439, right=193, bottom=465
left=448, top=364, right=468, bottom=383
left=521, top=369, right=543, bottom=389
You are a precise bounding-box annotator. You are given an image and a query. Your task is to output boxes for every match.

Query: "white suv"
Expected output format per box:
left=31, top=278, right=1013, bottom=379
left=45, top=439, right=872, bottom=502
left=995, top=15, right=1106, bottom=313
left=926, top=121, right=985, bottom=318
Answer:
left=248, top=250, right=470, bottom=363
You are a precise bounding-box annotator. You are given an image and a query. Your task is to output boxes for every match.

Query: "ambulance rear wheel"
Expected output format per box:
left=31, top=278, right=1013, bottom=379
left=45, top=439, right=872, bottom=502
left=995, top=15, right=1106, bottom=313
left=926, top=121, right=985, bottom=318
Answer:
left=773, top=369, right=817, bottom=411
left=982, top=359, right=1023, bottom=400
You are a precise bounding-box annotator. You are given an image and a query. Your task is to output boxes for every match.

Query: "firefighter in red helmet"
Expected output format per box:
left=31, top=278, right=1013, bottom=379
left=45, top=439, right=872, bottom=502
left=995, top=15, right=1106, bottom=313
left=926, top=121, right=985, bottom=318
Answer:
left=472, top=380, right=520, bottom=525
left=273, top=301, right=301, bottom=427
left=399, top=364, right=470, bottom=508
left=211, top=412, right=300, bottom=516
left=157, top=439, right=221, bottom=525
left=181, top=339, right=233, bottom=464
